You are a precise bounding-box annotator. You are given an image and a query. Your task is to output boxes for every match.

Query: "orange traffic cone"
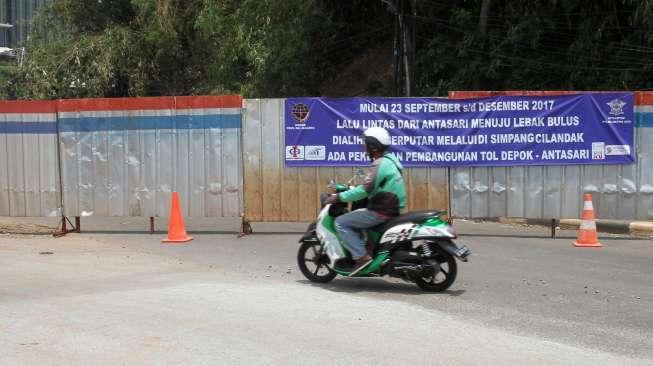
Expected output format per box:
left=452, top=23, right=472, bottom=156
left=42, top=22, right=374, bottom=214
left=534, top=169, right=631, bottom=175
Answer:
left=573, top=193, right=602, bottom=248
left=162, top=191, right=193, bottom=243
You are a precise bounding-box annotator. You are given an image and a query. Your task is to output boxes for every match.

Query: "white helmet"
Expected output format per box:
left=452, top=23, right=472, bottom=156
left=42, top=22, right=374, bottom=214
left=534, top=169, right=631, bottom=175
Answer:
left=363, top=127, right=391, bottom=151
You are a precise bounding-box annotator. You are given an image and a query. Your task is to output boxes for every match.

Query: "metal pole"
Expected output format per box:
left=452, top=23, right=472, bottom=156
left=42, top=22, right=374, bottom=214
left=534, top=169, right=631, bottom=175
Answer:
left=447, top=166, right=453, bottom=222
left=54, top=105, right=67, bottom=235
left=238, top=101, right=252, bottom=237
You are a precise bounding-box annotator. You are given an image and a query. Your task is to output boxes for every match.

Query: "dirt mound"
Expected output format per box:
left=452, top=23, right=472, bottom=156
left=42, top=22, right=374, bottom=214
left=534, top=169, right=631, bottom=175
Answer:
left=0, top=221, right=56, bottom=235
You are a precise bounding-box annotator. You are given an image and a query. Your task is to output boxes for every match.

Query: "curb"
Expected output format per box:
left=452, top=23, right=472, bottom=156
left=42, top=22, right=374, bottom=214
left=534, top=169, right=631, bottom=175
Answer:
left=480, top=217, right=653, bottom=238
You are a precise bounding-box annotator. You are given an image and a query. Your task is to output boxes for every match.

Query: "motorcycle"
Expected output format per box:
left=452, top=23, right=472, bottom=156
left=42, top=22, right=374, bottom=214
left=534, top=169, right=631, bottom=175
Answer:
left=297, top=177, right=471, bottom=292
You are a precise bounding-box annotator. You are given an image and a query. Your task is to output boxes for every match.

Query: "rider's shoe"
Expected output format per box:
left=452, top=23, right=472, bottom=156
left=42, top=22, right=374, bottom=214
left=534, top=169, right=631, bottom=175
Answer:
left=348, top=254, right=373, bottom=277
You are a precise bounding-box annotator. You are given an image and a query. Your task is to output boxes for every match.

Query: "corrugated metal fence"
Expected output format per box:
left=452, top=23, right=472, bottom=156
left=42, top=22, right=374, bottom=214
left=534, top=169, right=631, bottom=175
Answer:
left=58, top=96, right=243, bottom=218
left=0, top=100, right=60, bottom=216
left=2, top=93, right=653, bottom=222
left=242, top=98, right=449, bottom=222
left=0, top=95, right=243, bottom=218
left=448, top=91, right=653, bottom=220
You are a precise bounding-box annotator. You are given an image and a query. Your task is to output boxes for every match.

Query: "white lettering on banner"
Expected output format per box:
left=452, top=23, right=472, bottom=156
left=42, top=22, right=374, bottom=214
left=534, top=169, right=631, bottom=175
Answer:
left=348, top=152, right=368, bottom=161
left=337, top=119, right=397, bottom=129
left=333, top=136, right=364, bottom=145
left=490, top=133, right=584, bottom=144
left=336, top=120, right=360, bottom=128
left=391, top=135, right=435, bottom=145
left=547, top=116, right=580, bottom=126
left=501, top=151, right=534, bottom=161
left=404, top=151, right=478, bottom=162
left=421, top=119, right=469, bottom=129
left=469, top=116, right=579, bottom=129
left=480, top=151, right=499, bottom=160
left=360, top=104, right=389, bottom=113
left=471, top=118, right=511, bottom=128
left=403, top=103, right=461, bottom=113
left=334, top=133, right=587, bottom=147
left=436, top=135, right=487, bottom=145
left=363, top=120, right=396, bottom=129
left=513, top=117, right=545, bottom=127
left=328, top=152, right=346, bottom=161
left=541, top=149, right=590, bottom=160
left=398, top=120, right=420, bottom=129
left=478, top=100, right=530, bottom=111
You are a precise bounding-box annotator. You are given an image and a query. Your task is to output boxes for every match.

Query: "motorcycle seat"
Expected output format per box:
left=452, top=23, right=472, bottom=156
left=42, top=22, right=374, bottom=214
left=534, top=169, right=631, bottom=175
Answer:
left=374, top=210, right=446, bottom=233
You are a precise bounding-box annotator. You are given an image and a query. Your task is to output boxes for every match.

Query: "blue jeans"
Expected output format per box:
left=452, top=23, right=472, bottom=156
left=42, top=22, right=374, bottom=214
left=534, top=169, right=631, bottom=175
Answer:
left=334, top=209, right=387, bottom=259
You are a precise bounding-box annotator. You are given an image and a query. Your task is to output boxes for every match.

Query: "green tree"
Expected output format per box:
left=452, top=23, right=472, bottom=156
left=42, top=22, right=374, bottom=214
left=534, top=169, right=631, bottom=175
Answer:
left=7, top=0, right=653, bottom=100
left=12, top=0, right=337, bottom=99
left=195, top=0, right=337, bottom=96
left=414, top=0, right=653, bottom=95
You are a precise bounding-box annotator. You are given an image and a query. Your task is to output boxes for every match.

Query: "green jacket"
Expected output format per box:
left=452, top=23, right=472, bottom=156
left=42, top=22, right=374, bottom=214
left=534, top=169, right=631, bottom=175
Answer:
left=339, top=153, right=406, bottom=216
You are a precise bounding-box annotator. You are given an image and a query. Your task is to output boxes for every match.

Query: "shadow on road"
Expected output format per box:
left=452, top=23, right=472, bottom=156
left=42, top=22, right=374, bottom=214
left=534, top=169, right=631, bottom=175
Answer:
left=296, top=279, right=466, bottom=297
left=459, top=233, right=646, bottom=241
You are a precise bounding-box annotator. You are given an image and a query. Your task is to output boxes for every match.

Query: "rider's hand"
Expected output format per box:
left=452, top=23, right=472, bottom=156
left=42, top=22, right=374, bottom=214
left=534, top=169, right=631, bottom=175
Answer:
left=324, top=194, right=340, bottom=204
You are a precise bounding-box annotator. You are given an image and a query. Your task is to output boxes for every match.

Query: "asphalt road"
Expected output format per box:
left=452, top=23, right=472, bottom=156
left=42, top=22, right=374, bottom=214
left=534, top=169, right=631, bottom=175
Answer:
left=1, top=219, right=652, bottom=365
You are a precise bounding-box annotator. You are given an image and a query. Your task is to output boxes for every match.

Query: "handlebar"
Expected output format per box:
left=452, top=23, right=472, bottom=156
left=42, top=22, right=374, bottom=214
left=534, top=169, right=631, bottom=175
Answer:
left=328, top=168, right=366, bottom=191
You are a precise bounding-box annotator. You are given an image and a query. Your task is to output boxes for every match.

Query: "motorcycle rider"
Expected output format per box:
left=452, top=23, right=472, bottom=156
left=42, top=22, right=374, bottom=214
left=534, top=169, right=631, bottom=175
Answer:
left=325, top=127, right=407, bottom=276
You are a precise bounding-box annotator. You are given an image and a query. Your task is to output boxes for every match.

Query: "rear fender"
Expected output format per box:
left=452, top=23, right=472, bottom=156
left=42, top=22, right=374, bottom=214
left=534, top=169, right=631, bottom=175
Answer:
left=432, top=240, right=471, bottom=262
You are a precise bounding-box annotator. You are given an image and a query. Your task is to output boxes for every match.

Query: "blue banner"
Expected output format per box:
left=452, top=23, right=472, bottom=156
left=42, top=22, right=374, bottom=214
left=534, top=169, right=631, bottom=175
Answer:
left=284, top=93, right=635, bottom=167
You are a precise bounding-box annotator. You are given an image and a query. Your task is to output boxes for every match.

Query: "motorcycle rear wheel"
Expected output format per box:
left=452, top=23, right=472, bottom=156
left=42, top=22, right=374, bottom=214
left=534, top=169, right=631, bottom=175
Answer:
left=415, top=250, right=457, bottom=292
left=297, top=241, right=337, bottom=283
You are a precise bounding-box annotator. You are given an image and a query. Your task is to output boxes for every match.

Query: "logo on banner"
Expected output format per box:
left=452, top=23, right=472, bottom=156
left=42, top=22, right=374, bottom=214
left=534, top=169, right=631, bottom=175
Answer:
left=602, top=98, right=632, bottom=124
left=286, top=145, right=305, bottom=160
left=291, top=103, right=310, bottom=124
left=592, top=142, right=605, bottom=160
left=607, top=99, right=626, bottom=116
left=605, top=145, right=630, bottom=156
left=305, top=145, right=326, bottom=160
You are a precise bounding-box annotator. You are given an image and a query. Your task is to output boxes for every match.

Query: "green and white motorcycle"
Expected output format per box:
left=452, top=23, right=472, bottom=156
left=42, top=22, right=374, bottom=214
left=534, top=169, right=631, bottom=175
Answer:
left=297, top=180, right=471, bottom=292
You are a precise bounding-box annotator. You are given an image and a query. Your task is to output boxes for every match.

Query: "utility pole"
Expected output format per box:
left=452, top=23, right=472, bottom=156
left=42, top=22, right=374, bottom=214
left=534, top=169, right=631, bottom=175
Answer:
left=405, top=0, right=416, bottom=96
left=401, top=1, right=410, bottom=96
left=386, top=0, right=416, bottom=97
left=388, top=0, right=400, bottom=97
left=381, top=0, right=417, bottom=97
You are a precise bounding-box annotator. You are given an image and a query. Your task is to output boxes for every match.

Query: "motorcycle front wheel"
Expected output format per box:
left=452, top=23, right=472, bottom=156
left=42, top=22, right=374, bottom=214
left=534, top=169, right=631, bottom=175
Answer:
left=297, top=241, right=337, bottom=283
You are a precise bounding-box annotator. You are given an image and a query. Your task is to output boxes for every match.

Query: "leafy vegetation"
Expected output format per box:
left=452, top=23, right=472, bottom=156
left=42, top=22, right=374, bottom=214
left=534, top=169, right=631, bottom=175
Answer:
left=414, top=0, right=653, bottom=95
left=3, top=0, right=653, bottom=99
